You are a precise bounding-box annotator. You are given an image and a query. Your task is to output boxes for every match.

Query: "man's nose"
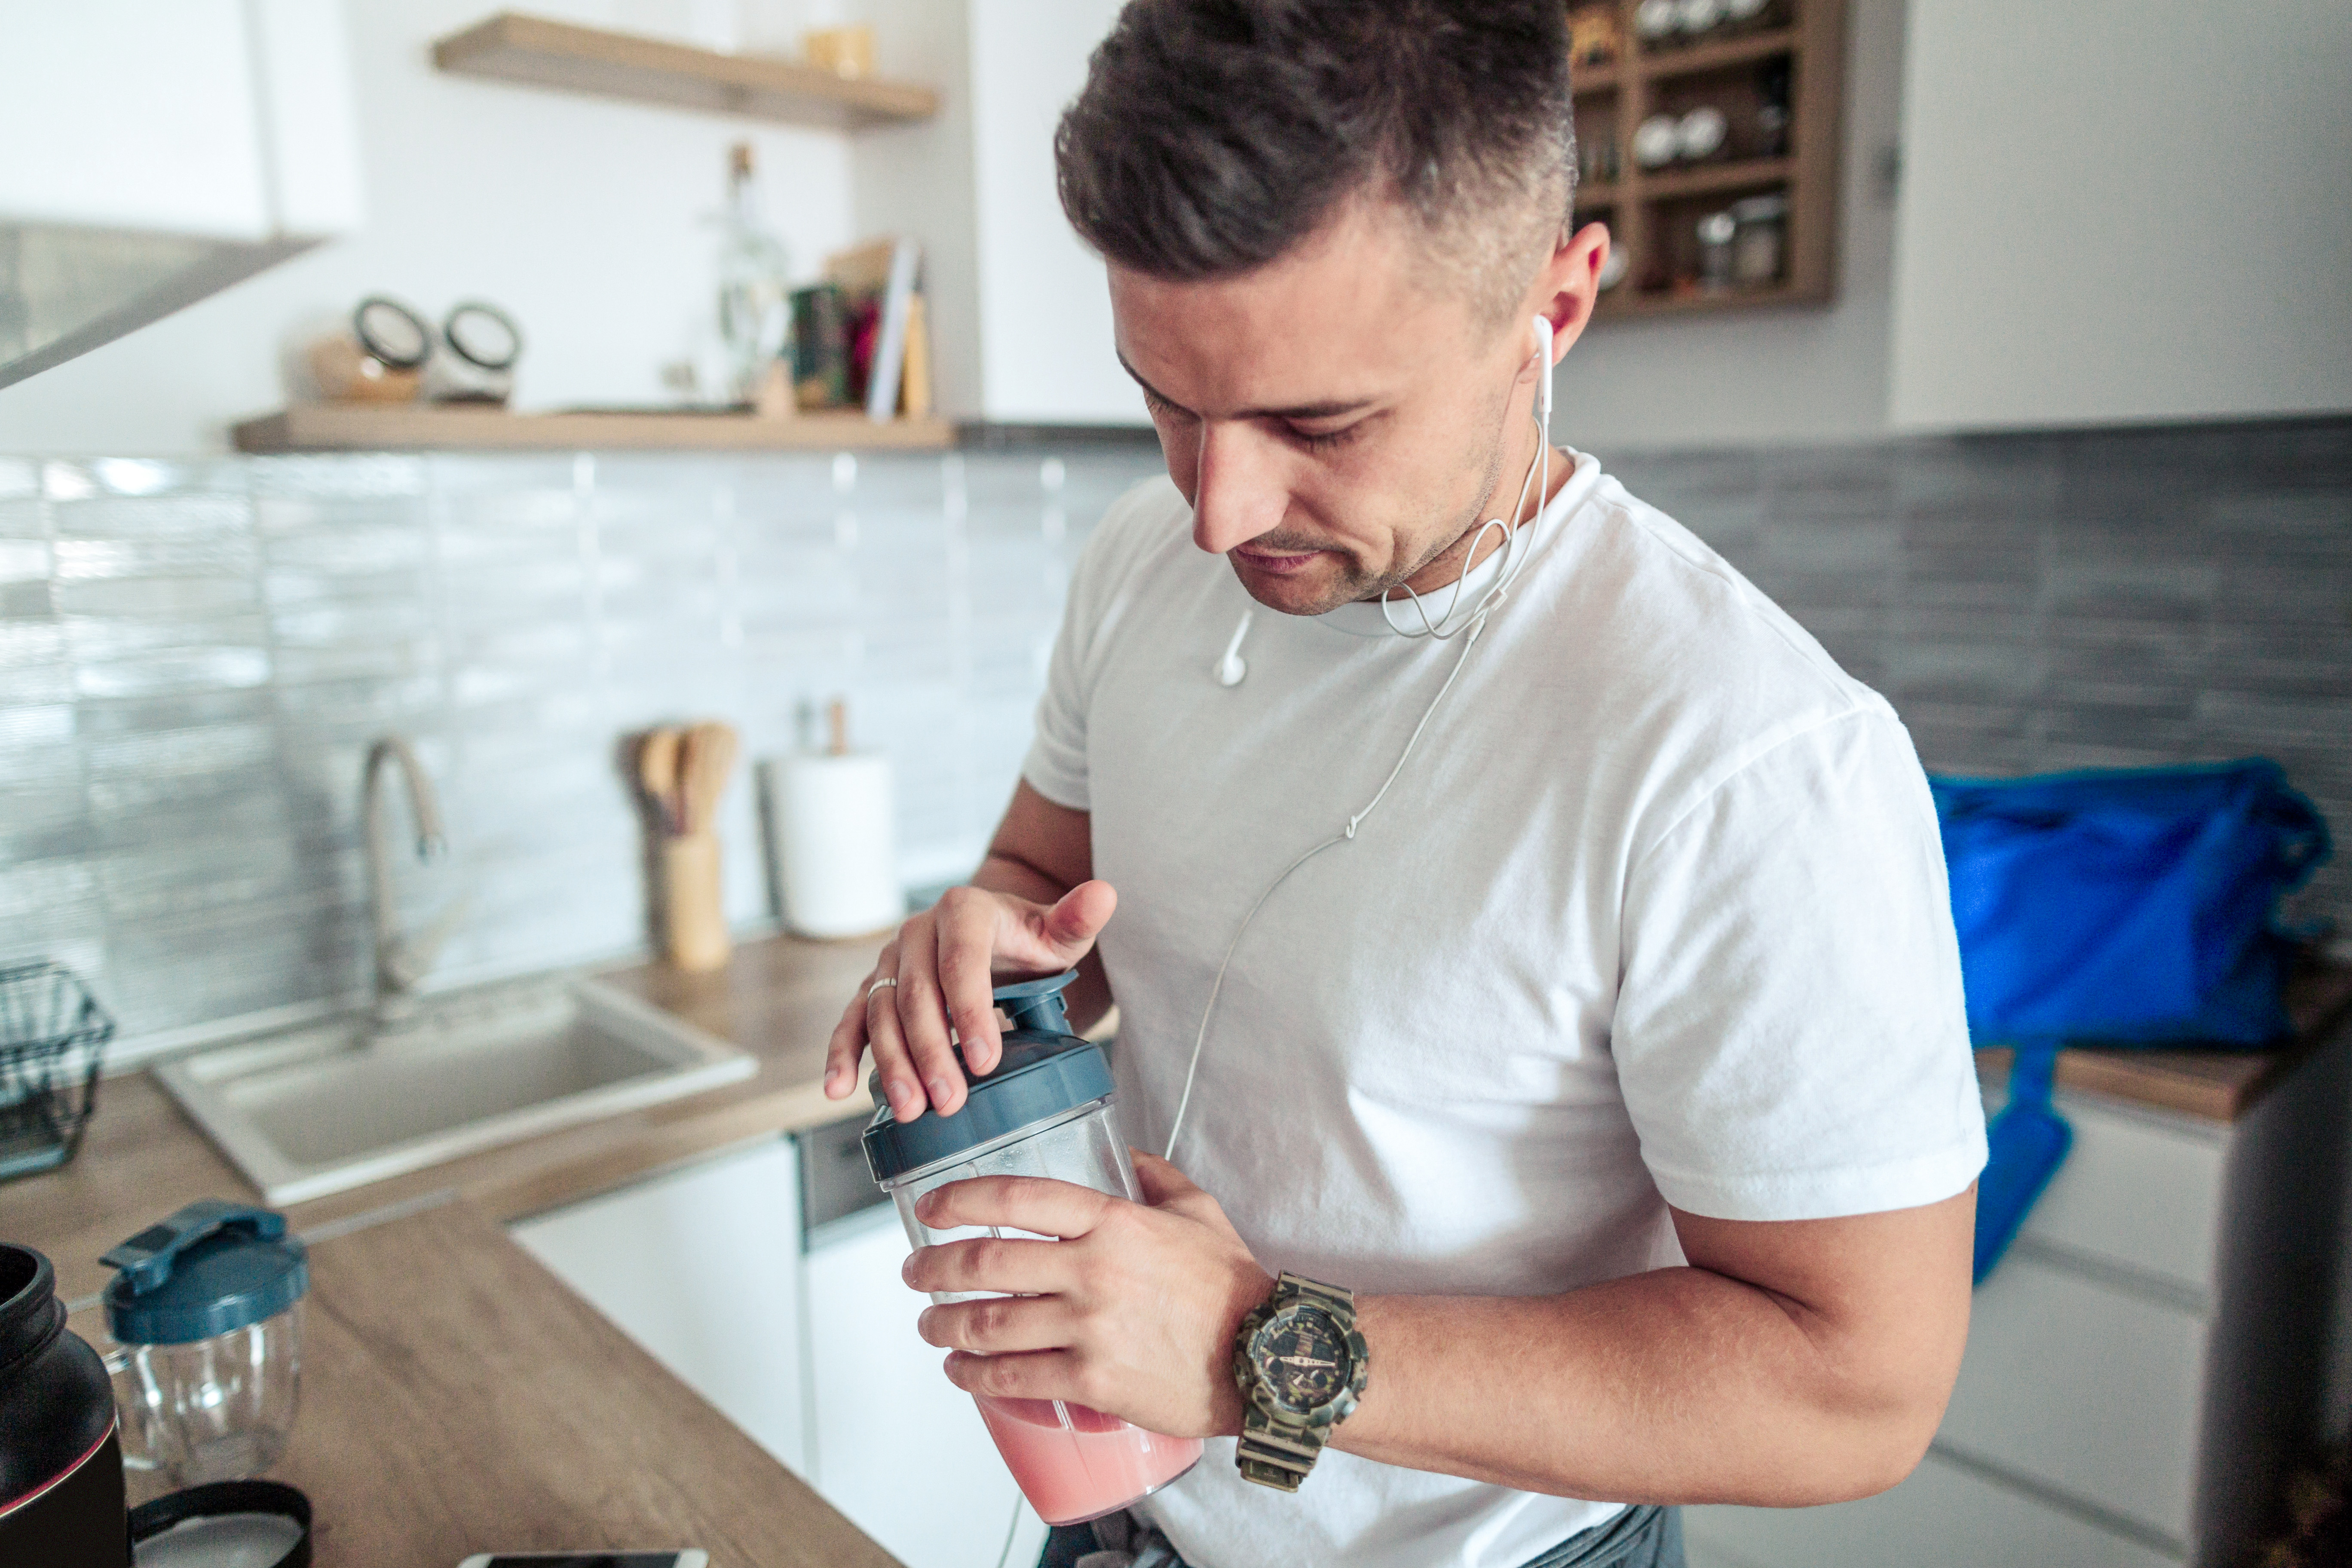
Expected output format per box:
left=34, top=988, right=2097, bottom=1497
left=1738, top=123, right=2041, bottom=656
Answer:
left=1190, top=422, right=1289, bottom=556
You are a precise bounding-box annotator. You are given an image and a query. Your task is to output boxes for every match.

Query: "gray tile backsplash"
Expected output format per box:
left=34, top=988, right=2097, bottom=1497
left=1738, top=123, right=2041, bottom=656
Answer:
left=0, top=445, right=1160, bottom=1044
left=2, top=417, right=2348, bottom=1048
left=1614, top=416, right=2352, bottom=924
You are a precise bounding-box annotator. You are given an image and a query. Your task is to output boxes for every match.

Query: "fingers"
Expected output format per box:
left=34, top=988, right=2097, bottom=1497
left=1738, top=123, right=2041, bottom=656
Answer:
left=942, top=1348, right=1089, bottom=1406
left=839, top=881, right=1124, bottom=1118
left=824, top=937, right=898, bottom=1100
left=822, top=989, right=867, bottom=1100
left=1131, top=1147, right=1236, bottom=1232
left=1039, top=879, right=1118, bottom=953
left=920, top=1294, right=1081, bottom=1355
left=1129, top=1148, right=1200, bottom=1206
left=934, top=887, right=1008, bottom=1075
left=906, top=1234, right=1076, bottom=1300
left=864, top=974, right=928, bottom=1121
left=892, top=942, right=968, bottom=1117
left=916, top=1175, right=1115, bottom=1240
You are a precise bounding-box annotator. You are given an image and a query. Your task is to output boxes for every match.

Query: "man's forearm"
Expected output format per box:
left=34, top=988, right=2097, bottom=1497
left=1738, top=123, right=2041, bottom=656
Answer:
left=1323, top=1195, right=1973, bottom=1507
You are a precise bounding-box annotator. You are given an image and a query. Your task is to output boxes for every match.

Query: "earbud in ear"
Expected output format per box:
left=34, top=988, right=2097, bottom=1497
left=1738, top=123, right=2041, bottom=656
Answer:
left=1533, top=315, right=1555, bottom=424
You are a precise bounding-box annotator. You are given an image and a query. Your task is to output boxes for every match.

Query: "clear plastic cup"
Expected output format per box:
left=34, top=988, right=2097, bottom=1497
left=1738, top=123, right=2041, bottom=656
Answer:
left=99, top=1199, right=308, bottom=1503
left=865, top=973, right=1203, bottom=1525
left=107, top=1303, right=302, bottom=1491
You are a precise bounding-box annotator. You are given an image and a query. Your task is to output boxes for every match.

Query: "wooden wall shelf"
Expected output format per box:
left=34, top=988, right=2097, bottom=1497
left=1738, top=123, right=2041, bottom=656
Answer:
left=1639, top=156, right=1796, bottom=201
left=230, top=405, right=956, bottom=454
left=1642, top=27, right=1801, bottom=82
left=432, top=12, right=940, bottom=130
left=1570, top=1, right=1844, bottom=323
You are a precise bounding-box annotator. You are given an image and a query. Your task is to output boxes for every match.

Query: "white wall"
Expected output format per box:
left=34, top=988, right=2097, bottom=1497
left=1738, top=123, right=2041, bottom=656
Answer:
left=847, top=0, right=1142, bottom=426
left=965, top=0, right=1142, bottom=425
left=1889, top=0, right=2352, bottom=432
left=1553, top=0, right=1906, bottom=454
left=845, top=0, right=985, bottom=419
left=0, top=0, right=858, bottom=455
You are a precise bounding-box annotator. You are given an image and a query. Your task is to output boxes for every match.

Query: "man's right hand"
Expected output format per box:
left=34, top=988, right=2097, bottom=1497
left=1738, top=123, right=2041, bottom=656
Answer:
left=823, top=879, right=1117, bottom=1122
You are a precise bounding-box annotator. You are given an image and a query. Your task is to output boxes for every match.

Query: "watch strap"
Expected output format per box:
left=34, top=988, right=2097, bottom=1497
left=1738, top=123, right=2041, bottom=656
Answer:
left=1233, top=1273, right=1363, bottom=1493
left=1237, top=1402, right=1323, bottom=1491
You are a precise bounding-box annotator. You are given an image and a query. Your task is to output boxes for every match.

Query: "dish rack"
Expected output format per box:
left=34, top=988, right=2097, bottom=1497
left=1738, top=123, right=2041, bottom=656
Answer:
left=0, top=960, right=114, bottom=1182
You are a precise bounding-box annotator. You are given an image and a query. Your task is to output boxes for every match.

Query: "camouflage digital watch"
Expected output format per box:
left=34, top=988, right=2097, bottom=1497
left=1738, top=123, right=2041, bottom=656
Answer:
left=1231, top=1272, right=1370, bottom=1491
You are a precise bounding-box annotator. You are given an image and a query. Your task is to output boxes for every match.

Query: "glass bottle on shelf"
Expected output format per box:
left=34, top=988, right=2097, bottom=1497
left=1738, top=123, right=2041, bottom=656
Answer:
left=713, top=141, right=793, bottom=405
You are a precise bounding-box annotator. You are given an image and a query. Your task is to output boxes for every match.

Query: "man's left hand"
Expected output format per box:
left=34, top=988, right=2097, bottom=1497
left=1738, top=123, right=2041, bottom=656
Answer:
left=904, top=1148, right=1273, bottom=1439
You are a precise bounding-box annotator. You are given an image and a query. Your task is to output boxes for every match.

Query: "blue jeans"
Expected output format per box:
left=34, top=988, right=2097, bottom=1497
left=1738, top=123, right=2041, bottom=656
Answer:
left=1039, top=1502, right=1684, bottom=1568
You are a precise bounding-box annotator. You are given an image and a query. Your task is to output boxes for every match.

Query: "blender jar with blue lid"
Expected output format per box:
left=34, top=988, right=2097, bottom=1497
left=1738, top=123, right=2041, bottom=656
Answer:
left=102, top=1200, right=308, bottom=1496
left=863, top=971, right=1203, bottom=1524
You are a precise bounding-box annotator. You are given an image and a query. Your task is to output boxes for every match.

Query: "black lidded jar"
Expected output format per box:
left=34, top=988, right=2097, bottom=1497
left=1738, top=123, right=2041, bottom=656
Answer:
left=0, top=1243, right=130, bottom=1567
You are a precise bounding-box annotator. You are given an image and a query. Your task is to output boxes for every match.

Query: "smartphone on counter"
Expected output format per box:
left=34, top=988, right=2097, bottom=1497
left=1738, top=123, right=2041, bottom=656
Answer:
left=456, top=1555, right=707, bottom=1568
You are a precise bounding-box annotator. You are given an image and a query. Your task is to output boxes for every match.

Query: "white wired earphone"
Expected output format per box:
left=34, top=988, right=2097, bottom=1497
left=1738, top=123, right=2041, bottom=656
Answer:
left=1164, top=315, right=1560, bottom=1160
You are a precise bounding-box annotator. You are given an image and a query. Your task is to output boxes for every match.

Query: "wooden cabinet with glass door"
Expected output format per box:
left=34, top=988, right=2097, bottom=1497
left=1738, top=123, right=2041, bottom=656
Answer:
left=1566, top=0, right=1844, bottom=320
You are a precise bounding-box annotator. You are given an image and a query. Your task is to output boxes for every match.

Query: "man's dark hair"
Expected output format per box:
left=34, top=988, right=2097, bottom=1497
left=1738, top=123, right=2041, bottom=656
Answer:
left=1055, top=0, right=1576, bottom=324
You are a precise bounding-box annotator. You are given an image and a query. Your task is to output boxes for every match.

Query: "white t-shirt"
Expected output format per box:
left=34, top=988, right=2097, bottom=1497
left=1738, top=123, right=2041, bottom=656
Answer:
left=1020, top=452, right=1987, bottom=1568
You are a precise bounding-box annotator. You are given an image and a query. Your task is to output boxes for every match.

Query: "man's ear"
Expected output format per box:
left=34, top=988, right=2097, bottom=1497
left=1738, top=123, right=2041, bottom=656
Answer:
left=1538, top=221, right=1612, bottom=355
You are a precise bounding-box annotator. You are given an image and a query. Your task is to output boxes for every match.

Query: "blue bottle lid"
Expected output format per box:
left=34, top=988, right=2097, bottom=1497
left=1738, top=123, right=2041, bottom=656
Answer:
left=861, top=970, right=1115, bottom=1183
left=102, top=1199, right=309, bottom=1347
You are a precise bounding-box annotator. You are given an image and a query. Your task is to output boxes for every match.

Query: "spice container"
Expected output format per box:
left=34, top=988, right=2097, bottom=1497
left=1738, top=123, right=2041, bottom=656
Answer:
left=1730, top=193, right=1790, bottom=286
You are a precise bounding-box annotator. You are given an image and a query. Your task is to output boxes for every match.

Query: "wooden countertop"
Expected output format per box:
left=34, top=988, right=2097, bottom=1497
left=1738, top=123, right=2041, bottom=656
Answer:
left=5, top=926, right=2343, bottom=1565
left=190, top=1201, right=892, bottom=1567
left=4, top=933, right=891, bottom=1306
left=0, top=932, right=895, bottom=1568
left=1975, top=956, right=2352, bottom=1123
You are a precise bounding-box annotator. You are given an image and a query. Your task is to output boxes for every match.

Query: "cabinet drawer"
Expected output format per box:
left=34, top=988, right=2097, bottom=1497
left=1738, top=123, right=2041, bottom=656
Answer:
left=1684, top=1449, right=2179, bottom=1568
left=2017, top=1091, right=2226, bottom=1296
left=1939, top=1250, right=2206, bottom=1545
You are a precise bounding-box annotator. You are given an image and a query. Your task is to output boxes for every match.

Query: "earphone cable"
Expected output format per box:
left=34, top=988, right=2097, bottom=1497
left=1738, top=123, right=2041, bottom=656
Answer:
left=1162, top=582, right=1497, bottom=1160
left=1380, top=402, right=1551, bottom=640
left=992, top=1494, right=1026, bottom=1568
left=1166, top=336, right=1562, bottom=1161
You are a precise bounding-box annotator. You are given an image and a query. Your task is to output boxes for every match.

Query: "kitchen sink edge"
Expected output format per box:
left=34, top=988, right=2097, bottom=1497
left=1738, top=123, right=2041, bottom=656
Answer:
left=153, top=974, right=759, bottom=1207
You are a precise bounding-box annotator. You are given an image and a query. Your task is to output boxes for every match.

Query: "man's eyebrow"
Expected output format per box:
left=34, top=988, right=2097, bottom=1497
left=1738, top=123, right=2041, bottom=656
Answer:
left=1116, top=350, right=1380, bottom=423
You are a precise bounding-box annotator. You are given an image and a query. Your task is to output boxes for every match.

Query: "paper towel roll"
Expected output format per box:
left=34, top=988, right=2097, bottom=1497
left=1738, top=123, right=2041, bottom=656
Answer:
left=760, top=751, right=903, bottom=938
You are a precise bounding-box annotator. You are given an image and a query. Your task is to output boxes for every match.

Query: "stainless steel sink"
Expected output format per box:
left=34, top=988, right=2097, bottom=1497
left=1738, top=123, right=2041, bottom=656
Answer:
left=155, top=976, right=756, bottom=1204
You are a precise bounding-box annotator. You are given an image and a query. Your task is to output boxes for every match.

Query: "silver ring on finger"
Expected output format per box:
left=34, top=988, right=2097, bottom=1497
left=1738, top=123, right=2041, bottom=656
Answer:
left=866, top=976, right=899, bottom=1006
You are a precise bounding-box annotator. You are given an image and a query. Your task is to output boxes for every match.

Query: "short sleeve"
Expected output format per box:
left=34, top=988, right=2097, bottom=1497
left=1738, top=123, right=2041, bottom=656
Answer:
left=1020, top=478, right=1178, bottom=813
left=1614, top=707, right=1988, bottom=1222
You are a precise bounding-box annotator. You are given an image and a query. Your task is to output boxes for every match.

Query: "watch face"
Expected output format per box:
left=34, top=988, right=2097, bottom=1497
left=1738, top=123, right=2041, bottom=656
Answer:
left=1253, top=1305, right=1354, bottom=1415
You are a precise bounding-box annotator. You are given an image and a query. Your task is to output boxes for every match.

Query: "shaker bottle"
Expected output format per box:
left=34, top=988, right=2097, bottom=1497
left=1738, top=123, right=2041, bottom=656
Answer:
left=0, top=1243, right=129, bottom=1568
left=863, top=971, right=1203, bottom=1525
left=101, top=1200, right=309, bottom=1497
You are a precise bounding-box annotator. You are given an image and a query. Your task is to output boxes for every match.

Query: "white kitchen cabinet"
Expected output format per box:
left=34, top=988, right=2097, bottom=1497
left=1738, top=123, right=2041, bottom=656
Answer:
left=514, top=1117, right=1047, bottom=1568
left=846, top=0, right=1145, bottom=426
left=1686, top=1028, right=2352, bottom=1568
left=1887, top=0, right=2352, bottom=431
left=800, top=1194, right=1049, bottom=1568
left=511, top=1136, right=810, bottom=1473
left=1686, top=1449, right=2179, bottom=1568
left=0, top=0, right=364, bottom=387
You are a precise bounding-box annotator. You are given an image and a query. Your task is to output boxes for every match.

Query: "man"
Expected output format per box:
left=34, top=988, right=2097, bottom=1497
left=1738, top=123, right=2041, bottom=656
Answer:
left=823, top=4, right=1988, bottom=1565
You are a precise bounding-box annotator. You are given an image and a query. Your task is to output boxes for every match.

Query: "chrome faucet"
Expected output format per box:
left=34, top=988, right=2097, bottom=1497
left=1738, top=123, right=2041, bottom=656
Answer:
left=363, top=735, right=450, bottom=1023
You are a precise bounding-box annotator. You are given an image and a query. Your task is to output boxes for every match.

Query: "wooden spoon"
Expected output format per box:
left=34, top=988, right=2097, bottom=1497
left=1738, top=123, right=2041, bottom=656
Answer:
left=679, top=721, right=738, bottom=836
left=637, top=727, right=683, bottom=836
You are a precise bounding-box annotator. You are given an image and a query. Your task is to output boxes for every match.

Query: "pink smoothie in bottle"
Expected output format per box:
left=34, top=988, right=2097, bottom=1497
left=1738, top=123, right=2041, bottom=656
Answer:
left=864, top=972, right=1208, bottom=1525
left=973, top=1395, right=1204, bottom=1525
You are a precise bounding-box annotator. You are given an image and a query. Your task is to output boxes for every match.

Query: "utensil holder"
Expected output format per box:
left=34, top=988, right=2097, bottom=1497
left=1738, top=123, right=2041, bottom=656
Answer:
left=0, top=961, right=114, bottom=1183
left=661, top=833, right=731, bottom=973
